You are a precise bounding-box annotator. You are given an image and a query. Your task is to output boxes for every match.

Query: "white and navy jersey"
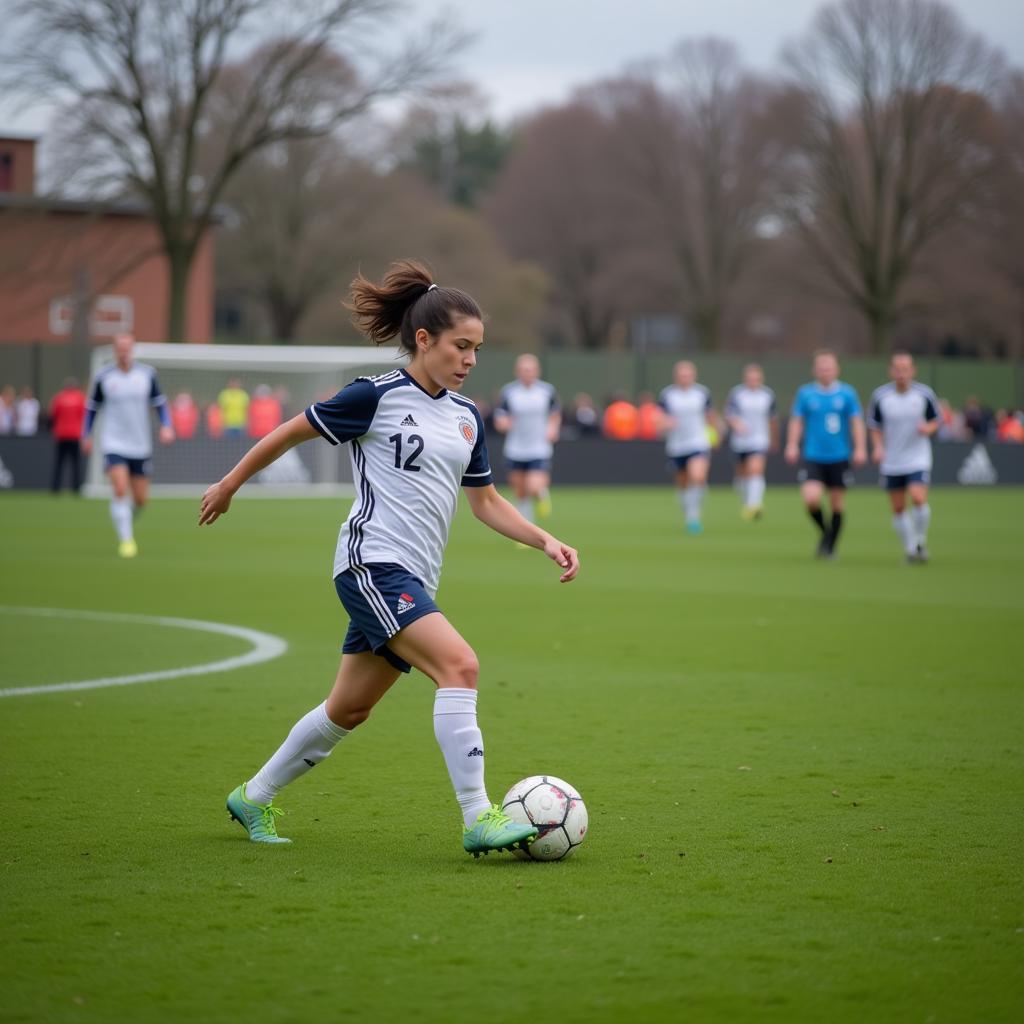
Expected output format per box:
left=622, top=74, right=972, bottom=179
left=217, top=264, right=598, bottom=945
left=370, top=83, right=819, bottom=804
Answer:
left=306, top=369, right=492, bottom=597
left=496, top=380, right=560, bottom=461
left=86, top=362, right=168, bottom=459
left=867, top=382, right=939, bottom=475
left=725, top=385, right=776, bottom=453
left=658, top=384, right=712, bottom=456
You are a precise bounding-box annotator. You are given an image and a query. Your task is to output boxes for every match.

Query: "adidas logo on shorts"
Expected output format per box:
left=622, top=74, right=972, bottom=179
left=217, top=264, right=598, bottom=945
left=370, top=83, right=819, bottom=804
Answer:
left=396, top=592, right=416, bottom=614
left=400, top=414, right=418, bottom=427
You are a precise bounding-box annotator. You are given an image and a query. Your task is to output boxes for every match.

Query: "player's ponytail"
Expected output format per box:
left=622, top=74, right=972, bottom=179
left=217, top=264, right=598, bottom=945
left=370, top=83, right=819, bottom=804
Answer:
left=346, top=259, right=483, bottom=356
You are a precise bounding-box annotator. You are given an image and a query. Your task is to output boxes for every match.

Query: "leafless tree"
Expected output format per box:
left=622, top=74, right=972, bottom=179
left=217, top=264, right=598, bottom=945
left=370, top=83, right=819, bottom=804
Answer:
left=780, top=0, right=1005, bottom=353
left=0, top=0, right=460, bottom=342
left=487, top=103, right=628, bottom=349
left=596, top=40, right=781, bottom=351
left=217, top=136, right=392, bottom=341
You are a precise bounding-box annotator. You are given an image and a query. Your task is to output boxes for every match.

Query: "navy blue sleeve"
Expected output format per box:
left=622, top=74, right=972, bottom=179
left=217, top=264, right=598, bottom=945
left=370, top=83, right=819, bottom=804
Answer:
left=83, top=377, right=104, bottom=436
left=923, top=391, right=939, bottom=421
left=768, top=388, right=777, bottom=416
left=495, top=385, right=510, bottom=415
left=867, top=393, right=882, bottom=428
left=703, top=387, right=712, bottom=411
left=548, top=384, right=561, bottom=414
left=149, top=373, right=170, bottom=427
left=724, top=388, right=739, bottom=417
left=306, top=378, right=379, bottom=446
left=657, top=388, right=670, bottom=413
left=461, top=405, right=493, bottom=487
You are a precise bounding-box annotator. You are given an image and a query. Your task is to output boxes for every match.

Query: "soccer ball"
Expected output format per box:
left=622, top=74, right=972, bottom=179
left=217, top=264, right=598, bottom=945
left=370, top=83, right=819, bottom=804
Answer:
left=501, top=775, right=588, bottom=861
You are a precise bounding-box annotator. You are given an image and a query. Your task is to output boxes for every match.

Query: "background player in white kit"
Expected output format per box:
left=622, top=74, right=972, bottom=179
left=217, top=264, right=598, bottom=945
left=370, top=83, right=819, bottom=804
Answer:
left=868, top=352, right=940, bottom=563
left=724, top=364, right=778, bottom=520
left=199, top=260, right=580, bottom=856
left=494, top=354, right=561, bottom=523
left=658, top=361, right=720, bottom=534
left=81, top=333, right=174, bottom=558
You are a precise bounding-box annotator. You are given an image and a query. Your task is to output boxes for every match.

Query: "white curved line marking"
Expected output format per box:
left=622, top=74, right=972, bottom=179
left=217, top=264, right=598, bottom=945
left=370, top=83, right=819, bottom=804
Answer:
left=0, top=606, right=288, bottom=698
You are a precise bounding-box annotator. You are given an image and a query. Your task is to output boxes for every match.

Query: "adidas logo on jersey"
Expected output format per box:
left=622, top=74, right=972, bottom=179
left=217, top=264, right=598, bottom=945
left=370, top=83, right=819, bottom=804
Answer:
left=957, top=444, right=997, bottom=485
left=396, top=592, right=416, bottom=614
left=466, top=746, right=484, bottom=757
left=400, top=414, right=418, bottom=427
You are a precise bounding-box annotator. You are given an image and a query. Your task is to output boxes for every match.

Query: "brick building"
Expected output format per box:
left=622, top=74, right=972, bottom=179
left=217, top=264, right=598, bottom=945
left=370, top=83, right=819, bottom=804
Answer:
left=0, top=136, right=213, bottom=344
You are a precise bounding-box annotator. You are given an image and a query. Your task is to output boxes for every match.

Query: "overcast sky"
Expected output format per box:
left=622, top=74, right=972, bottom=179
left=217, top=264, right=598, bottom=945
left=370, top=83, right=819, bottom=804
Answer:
left=421, top=0, right=1024, bottom=120
left=2, top=0, right=1021, bottom=135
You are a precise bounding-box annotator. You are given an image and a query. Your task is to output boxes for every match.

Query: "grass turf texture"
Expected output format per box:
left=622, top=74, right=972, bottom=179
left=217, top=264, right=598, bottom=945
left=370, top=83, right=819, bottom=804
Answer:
left=1, top=487, right=1022, bottom=1023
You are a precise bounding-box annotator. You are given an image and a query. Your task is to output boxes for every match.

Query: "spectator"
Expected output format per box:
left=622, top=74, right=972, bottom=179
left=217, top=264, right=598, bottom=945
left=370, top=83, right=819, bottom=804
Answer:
left=248, top=384, right=283, bottom=438
left=205, top=402, right=224, bottom=438
left=15, top=386, right=40, bottom=435
left=49, top=377, right=87, bottom=493
left=0, top=385, right=14, bottom=433
left=171, top=391, right=200, bottom=439
left=602, top=393, right=639, bottom=440
left=565, top=393, right=600, bottom=439
left=636, top=391, right=661, bottom=441
left=995, top=409, right=1024, bottom=444
left=963, top=395, right=993, bottom=440
left=218, top=378, right=249, bottom=437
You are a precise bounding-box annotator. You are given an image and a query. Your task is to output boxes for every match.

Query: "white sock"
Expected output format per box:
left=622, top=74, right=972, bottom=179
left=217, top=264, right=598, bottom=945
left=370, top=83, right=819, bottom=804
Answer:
left=245, top=701, right=349, bottom=805
left=433, top=687, right=490, bottom=827
left=911, top=503, right=931, bottom=547
left=747, top=475, right=765, bottom=508
left=892, top=513, right=915, bottom=555
left=110, top=497, right=134, bottom=542
left=516, top=498, right=534, bottom=523
left=683, top=485, right=705, bottom=524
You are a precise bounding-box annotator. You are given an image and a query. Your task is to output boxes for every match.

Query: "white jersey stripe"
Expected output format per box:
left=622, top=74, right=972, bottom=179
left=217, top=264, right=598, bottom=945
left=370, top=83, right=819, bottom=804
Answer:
left=352, top=564, right=400, bottom=635
left=308, top=405, right=341, bottom=445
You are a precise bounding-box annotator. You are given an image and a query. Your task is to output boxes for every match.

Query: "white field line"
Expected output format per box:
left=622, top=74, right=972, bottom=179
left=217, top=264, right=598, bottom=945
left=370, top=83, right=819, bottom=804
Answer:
left=0, top=606, right=288, bottom=698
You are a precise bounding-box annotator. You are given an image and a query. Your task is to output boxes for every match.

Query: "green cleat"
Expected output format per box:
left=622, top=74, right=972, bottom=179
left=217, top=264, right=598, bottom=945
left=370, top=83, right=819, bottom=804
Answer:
left=463, top=805, right=537, bottom=858
left=226, top=784, right=291, bottom=844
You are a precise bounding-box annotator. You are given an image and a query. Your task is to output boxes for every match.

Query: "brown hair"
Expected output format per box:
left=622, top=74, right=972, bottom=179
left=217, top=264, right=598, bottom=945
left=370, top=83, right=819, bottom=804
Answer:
left=346, top=259, right=483, bottom=356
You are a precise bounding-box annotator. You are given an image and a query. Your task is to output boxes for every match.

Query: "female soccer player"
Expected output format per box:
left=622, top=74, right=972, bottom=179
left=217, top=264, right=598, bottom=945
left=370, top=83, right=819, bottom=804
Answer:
left=494, top=354, right=561, bottom=522
left=658, top=361, right=720, bottom=534
left=199, top=260, right=580, bottom=856
left=724, top=364, right=778, bottom=520
left=785, top=350, right=867, bottom=559
left=81, top=333, right=175, bottom=558
left=867, top=352, right=940, bottom=563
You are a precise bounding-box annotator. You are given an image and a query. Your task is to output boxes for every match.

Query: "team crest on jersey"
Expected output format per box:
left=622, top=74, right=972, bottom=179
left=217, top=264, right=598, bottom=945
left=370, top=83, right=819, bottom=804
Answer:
left=456, top=415, right=475, bottom=445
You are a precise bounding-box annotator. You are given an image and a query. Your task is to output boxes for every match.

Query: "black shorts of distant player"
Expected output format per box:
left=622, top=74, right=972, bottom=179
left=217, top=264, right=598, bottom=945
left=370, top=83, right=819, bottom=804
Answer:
left=798, top=460, right=852, bottom=490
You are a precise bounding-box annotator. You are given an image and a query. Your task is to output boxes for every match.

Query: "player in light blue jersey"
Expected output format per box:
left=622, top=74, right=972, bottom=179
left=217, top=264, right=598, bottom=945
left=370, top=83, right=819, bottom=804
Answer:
left=494, top=354, right=561, bottom=523
left=81, top=333, right=175, bottom=558
left=785, top=350, right=867, bottom=558
left=200, top=260, right=580, bottom=856
left=868, top=352, right=940, bottom=563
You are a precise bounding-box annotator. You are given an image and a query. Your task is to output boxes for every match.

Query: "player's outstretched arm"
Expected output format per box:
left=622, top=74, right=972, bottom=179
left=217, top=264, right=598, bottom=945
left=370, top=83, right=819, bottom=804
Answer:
left=199, top=414, right=318, bottom=525
left=464, top=484, right=579, bottom=582
left=785, top=415, right=803, bottom=464
left=850, top=415, right=868, bottom=467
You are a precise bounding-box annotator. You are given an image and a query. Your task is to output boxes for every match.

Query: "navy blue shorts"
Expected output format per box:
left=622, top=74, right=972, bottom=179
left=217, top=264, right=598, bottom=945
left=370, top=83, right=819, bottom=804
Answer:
left=104, top=453, right=151, bottom=477
left=733, top=449, right=767, bottom=464
left=883, top=470, right=930, bottom=491
left=506, top=458, right=550, bottom=472
left=671, top=450, right=710, bottom=470
left=334, top=563, right=439, bottom=674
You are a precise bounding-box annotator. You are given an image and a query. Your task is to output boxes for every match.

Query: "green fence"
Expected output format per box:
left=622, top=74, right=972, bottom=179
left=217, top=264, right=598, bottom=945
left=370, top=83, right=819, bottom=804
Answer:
left=1, top=341, right=1021, bottom=412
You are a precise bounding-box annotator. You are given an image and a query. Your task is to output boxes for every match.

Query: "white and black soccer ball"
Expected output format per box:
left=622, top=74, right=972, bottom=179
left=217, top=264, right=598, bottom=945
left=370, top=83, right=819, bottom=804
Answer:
left=501, top=775, right=588, bottom=861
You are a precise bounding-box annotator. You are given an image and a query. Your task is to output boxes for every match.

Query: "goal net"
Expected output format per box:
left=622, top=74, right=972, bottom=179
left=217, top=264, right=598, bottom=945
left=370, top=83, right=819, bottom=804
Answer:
left=83, top=342, right=404, bottom=498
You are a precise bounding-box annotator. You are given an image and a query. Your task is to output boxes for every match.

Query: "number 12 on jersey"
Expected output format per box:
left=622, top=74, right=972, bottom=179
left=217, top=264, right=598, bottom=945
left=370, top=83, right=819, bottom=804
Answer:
left=389, top=433, right=424, bottom=471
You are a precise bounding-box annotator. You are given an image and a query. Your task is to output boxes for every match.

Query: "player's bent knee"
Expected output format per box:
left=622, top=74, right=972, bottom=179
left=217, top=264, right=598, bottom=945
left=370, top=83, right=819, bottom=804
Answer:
left=444, top=650, right=480, bottom=689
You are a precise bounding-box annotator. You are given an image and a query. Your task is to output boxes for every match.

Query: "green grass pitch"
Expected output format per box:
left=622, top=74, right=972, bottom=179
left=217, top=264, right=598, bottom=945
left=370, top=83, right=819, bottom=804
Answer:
left=2, top=486, right=1022, bottom=1023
